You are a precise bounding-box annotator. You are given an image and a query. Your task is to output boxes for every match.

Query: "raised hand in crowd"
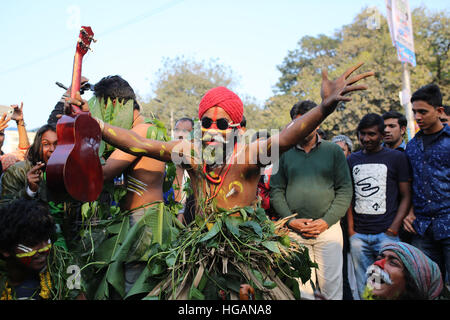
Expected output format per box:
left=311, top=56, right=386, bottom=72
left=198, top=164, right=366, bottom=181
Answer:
left=11, top=102, right=24, bottom=123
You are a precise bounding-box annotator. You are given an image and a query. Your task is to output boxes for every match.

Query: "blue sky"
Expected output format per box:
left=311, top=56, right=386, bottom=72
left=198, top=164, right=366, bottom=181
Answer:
left=0, top=0, right=448, bottom=130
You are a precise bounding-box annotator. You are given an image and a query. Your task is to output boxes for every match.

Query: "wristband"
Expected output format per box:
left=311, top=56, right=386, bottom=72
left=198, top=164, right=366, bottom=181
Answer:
left=387, top=228, right=398, bottom=236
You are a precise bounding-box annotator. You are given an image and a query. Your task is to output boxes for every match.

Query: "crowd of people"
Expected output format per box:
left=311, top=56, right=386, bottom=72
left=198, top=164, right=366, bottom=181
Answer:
left=0, top=63, right=448, bottom=301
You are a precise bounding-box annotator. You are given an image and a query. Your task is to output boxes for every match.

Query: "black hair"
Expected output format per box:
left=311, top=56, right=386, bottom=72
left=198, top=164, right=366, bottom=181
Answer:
left=410, top=84, right=442, bottom=108
left=290, top=100, right=317, bottom=120
left=94, top=75, right=140, bottom=110
left=382, top=110, right=407, bottom=128
left=443, top=105, right=450, bottom=116
left=26, top=124, right=56, bottom=165
left=175, top=117, right=194, bottom=128
left=357, top=113, right=385, bottom=134
left=0, top=199, right=55, bottom=254
left=240, top=115, right=247, bottom=128
left=317, top=128, right=327, bottom=140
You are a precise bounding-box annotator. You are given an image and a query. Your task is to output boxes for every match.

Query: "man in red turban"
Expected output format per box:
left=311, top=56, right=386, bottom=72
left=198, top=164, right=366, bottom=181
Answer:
left=68, top=63, right=373, bottom=299
left=72, top=62, right=373, bottom=213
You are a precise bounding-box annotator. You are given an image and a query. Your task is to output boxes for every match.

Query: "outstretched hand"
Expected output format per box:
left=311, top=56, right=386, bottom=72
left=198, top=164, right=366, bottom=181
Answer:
left=320, top=62, right=374, bottom=115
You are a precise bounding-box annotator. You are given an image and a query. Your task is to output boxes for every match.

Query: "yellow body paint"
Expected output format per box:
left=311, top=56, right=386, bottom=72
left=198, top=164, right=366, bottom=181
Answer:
left=228, top=181, right=243, bottom=193
left=130, top=135, right=142, bottom=143
left=107, top=128, right=117, bottom=136
left=130, top=147, right=146, bottom=153
left=219, top=189, right=227, bottom=203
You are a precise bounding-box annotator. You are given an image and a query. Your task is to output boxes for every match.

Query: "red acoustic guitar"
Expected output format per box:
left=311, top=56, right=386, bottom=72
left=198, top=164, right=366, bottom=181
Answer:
left=46, top=26, right=103, bottom=202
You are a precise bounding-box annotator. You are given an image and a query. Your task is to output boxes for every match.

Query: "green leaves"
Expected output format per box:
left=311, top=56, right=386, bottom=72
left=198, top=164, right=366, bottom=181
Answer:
left=240, top=221, right=263, bottom=239
left=199, top=220, right=222, bottom=242
left=263, top=7, right=450, bottom=139
left=261, top=241, right=280, bottom=254
left=225, top=216, right=241, bottom=237
left=188, top=286, right=205, bottom=300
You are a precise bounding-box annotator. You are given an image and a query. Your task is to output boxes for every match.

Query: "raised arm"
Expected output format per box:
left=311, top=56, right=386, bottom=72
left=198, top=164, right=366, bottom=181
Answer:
left=250, top=63, right=373, bottom=162
left=100, top=121, right=188, bottom=163
left=11, top=102, right=30, bottom=151
left=65, top=92, right=192, bottom=165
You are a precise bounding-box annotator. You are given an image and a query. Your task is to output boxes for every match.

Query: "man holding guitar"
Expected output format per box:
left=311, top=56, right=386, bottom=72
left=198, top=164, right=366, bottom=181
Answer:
left=50, top=75, right=168, bottom=295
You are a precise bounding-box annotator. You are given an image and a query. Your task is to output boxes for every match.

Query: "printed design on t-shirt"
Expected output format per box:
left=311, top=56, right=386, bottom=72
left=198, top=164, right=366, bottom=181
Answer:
left=353, top=163, right=387, bottom=215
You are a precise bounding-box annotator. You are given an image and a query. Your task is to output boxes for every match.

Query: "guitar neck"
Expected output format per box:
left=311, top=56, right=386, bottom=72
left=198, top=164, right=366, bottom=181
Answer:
left=70, top=52, right=83, bottom=113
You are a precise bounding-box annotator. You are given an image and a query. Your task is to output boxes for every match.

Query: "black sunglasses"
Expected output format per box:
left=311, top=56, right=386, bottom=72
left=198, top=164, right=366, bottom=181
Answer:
left=201, top=117, right=237, bottom=130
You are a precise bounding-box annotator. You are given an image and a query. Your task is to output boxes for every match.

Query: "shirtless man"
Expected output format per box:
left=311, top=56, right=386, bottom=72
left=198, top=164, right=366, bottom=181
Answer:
left=93, top=76, right=166, bottom=215
left=52, top=75, right=166, bottom=215
left=54, top=76, right=167, bottom=295
left=68, top=63, right=373, bottom=214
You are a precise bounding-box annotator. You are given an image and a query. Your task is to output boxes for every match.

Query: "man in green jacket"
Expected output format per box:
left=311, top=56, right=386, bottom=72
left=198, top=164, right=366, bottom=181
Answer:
left=270, top=100, right=353, bottom=300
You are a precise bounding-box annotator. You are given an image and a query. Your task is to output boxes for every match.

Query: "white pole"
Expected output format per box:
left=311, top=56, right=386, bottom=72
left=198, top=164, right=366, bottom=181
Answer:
left=170, top=108, right=174, bottom=139
left=401, top=62, right=416, bottom=140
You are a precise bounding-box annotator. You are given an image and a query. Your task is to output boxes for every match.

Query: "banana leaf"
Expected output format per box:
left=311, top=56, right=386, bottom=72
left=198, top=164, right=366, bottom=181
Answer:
left=89, top=202, right=175, bottom=299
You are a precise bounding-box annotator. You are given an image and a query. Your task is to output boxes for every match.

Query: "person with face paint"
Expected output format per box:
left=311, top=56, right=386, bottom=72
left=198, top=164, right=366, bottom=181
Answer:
left=0, top=199, right=86, bottom=300
left=67, top=63, right=374, bottom=299
left=364, top=242, right=443, bottom=300
left=70, top=63, right=372, bottom=214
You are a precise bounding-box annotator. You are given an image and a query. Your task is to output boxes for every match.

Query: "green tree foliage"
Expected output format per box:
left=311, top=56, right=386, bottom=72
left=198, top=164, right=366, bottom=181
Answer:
left=138, top=56, right=273, bottom=132
left=139, top=56, right=236, bottom=129
left=137, top=7, right=447, bottom=140
left=266, top=6, right=449, bottom=141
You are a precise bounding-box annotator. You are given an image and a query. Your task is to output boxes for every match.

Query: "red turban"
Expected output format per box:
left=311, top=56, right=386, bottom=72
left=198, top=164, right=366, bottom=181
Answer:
left=198, top=87, right=243, bottom=125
